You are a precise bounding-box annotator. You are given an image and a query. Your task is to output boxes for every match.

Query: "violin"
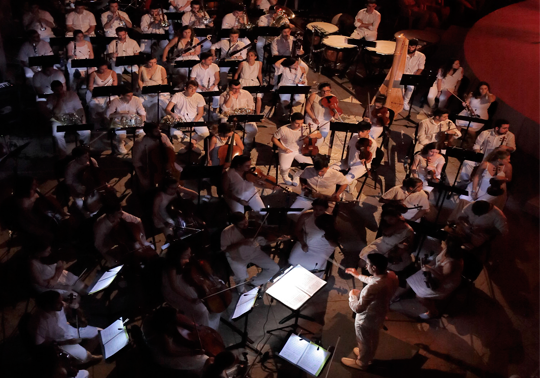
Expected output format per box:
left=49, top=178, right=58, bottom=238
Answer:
left=301, top=123, right=320, bottom=157
left=421, top=255, right=438, bottom=290
left=355, top=137, right=373, bottom=163
left=370, top=106, right=390, bottom=126
left=321, top=95, right=343, bottom=119
left=78, top=162, right=116, bottom=214
left=217, top=132, right=242, bottom=168
left=174, top=312, right=225, bottom=357
left=435, top=131, right=455, bottom=150
left=243, top=167, right=281, bottom=190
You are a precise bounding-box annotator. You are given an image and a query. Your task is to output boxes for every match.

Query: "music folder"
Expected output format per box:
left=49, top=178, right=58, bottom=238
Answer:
left=88, top=265, right=124, bottom=294
left=279, top=333, right=331, bottom=376
left=100, top=318, right=129, bottom=359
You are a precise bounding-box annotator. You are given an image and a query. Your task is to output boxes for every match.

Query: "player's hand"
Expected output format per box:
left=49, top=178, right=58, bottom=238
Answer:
left=345, top=268, right=359, bottom=277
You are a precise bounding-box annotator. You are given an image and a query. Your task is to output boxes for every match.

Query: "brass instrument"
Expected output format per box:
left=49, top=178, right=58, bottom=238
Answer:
left=159, top=9, right=170, bottom=28
left=270, top=6, right=295, bottom=27
left=238, top=13, right=254, bottom=30
left=221, top=107, right=253, bottom=117
left=196, top=11, right=212, bottom=26
left=110, top=114, right=143, bottom=128
left=160, top=114, right=185, bottom=126
left=55, top=113, right=83, bottom=125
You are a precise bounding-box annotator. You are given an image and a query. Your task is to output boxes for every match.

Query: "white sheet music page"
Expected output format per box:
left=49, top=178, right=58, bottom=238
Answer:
left=279, top=334, right=309, bottom=365
left=297, top=343, right=331, bottom=376
left=232, top=287, right=259, bottom=319
left=266, top=283, right=310, bottom=310
left=100, top=318, right=129, bottom=359
left=289, top=265, right=326, bottom=297
left=89, top=265, right=123, bottom=294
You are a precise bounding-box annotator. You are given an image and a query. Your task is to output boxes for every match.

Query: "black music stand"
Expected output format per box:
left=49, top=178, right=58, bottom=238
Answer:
left=226, top=114, right=264, bottom=143
left=28, top=55, right=61, bottom=68
left=194, top=28, right=215, bottom=38
left=392, top=74, right=426, bottom=128
left=218, top=59, right=243, bottom=71
left=455, top=115, right=487, bottom=148
left=254, top=27, right=281, bottom=71
left=115, top=55, right=144, bottom=91
left=56, top=124, right=94, bottom=147
left=163, top=12, right=183, bottom=22
left=92, top=86, right=123, bottom=107
left=277, top=86, right=311, bottom=116
left=89, top=36, right=116, bottom=47
left=70, top=58, right=99, bottom=88
left=171, top=121, right=206, bottom=163
left=141, top=84, right=174, bottom=121
left=260, top=207, right=304, bottom=232
left=173, top=60, right=199, bottom=83
left=0, top=141, right=30, bottom=176
left=136, top=33, right=169, bottom=57
left=199, top=90, right=221, bottom=122
left=328, top=122, right=360, bottom=161
left=180, top=165, right=222, bottom=206
left=219, top=29, right=249, bottom=39
left=48, top=37, right=72, bottom=48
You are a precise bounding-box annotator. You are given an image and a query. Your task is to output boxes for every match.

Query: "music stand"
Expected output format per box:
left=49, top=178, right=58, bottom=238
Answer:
left=99, top=317, right=130, bottom=360
left=180, top=165, right=222, bottom=206
left=115, top=55, right=144, bottom=91
left=218, top=59, right=243, bottom=70
left=163, top=12, right=183, bottom=22
left=277, top=86, right=311, bottom=116
left=455, top=115, right=487, bottom=148
left=90, top=36, right=117, bottom=48
left=219, top=28, right=249, bottom=39
left=142, top=84, right=174, bottom=121
left=194, top=28, right=215, bottom=38
left=199, top=90, right=221, bottom=122
left=93, top=86, right=124, bottom=105
left=391, top=74, right=425, bottom=128
left=328, top=121, right=360, bottom=161
left=255, top=27, right=281, bottom=72
left=266, top=265, right=327, bottom=335
left=28, top=55, right=61, bottom=68
left=56, top=124, right=94, bottom=147
left=226, top=114, right=264, bottom=143
left=171, top=121, right=206, bottom=163
left=278, top=333, right=332, bottom=377
left=48, top=37, right=73, bottom=48
left=70, top=58, right=99, bottom=88
left=88, top=265, right=124, bottom=294
left=173, top=59, right=199, bottom=83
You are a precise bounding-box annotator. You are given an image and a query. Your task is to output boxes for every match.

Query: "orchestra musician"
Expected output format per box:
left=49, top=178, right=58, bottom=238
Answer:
left=350, top=0, right=381, bottom=41
left=415, top=108, right=461, bottom=153
left=256, top=5, right=277, bottom=61
left=106, top=27, right=141, bottom=86
left=271, top=24, right=305, bottom=57
left=23, top=1, right=55, bottom=42
left=66, top=30, right=95, bottom=91
left=87, top=60, right=118, bottom=127
left=220, top=212, right=280, bottom=293
left=402, top=39, right=425, bottom=111
left=427, top=59, right=464, bottom=110
left=305, top=83, right=336, bottom=145
left=211, top=29, right=248, bottom=76
left=181, top=1, right=213, bottom=52
left=163, top=25, right=201, bottom=88
left=105, top=86, right=147, bottom=155
left=32, top=65, right=65, bottom=100
left=209, top=123, right=244, bottom=166
left=47, top=81, right=90, bottom=159
left=255, top=0, right=278, bottom=11
left=271, top=112, right=321, bottom=186
left=165, top=79, right=207, bottom=145
left=64, top=145, right=100, bottom=212
left=101, top=0, right=132, bottom=37
left=138, top=56, right=170, bottom=123
left=65, top=2, right=96, bottom=39
left=379, top=177, right=430, bottom=222
left=140, top=4, right=170, bottom=58
left=18, top=29, right=54, bottom=79
left=456, top=81, right=497, bottom=134
left=234, top=50, right=263, bottom=115
left=222, top=155, right=266, bottom=214
left=365, top=95, right=390, bottom=141
left=169, top=0, right=192, bottom=12
left=152, top=176, right=198, bottom=239
left=411, top=142, right=445, bottom=192
left=221, top=5, right=247, bottom=29
left=460, top=119, right=516, bottom=181
left=190, top=52, right=221, bottom=111
left=274, top=57, right=307, bottom=115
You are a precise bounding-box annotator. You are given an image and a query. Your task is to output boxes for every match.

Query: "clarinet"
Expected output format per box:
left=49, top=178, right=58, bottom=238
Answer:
left=32, top=43, right=38, bottom=56
left=499, top=135, right=506, bottom=147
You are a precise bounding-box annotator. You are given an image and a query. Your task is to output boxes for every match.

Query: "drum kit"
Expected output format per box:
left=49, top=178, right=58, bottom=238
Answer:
left=110, top=114, right=143, bottom=128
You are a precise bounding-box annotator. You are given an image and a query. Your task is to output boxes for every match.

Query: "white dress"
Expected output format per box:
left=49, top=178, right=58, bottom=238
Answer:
left=30, top=259, right=80, bottom=296
left=427, top=67, right=463, bottom=109
left=288, top=214, right=336, bottom=273
left=359, top=226, right=414, bottom=272
left=412, top=153, right=445, bottom=192
left=304, top=93, right=333, bottom=145
left=238, top=61, right=262, bottom=98
left=140, top=66, right=170, bottom=123
left=86, top=71, right=116, bottom=124
left=66, top=41, right=96, bottom=82
left=456, top=96, right=491, bottom=132
left=460, top=163, right=507, bottom=210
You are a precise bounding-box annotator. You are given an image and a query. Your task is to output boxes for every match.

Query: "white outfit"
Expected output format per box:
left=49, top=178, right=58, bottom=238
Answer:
left=101, top=10, right=131, bottom=37
left=256, top=14, right=272, bottom=61
left=18, top=40, right=54, bottom=78
left=350, top=8, right=380, bottom=41
left=140, top=66, right=170, bottom=123
left=66, top=41, right=95, bottom=85
left=94, top=211, right=143, bottom=255
left=161, top=271, right=220, bottom=330
left=460, top=163, right=507, bottom=210
left=237, top=61, right=263, bottom=98
left=139, top=14, right=169, bottom=57
left=273, top=124, right=314, bottom=182
left=350, top=272, right=398, bottom=368
left=23, top=10, right=55, bottom=41
left=168, top=92, right=208, bottom=140
left=219, top=89, right=257, bottom=143
left=65, top=10, right=96, bottom=37
left=460, top=201, right=508, bottom=235
left=32, top=69, right=66, bottom=96
left=275, top=64, right=306, bottom=104
left=460, top=129, right=516, bottom=181
left=107, top=37, right=141, bottom=75
left=221, top=224, right=280, bottom=286
left=29, top=259, right=80, bottom=296
left=412, top=153, right=445, bottom=192
left=190, top=62, right=220, bottom=108
left=290, top=167, right=348, bottom=213
left=456, top=96, right=491, bottom=132
left=381, top=185, right=430, bottom=222
left=211, top=39, right=247, bottom=73
left=305, top=93, right=333, bottom=145
left=288, top=213, right=336, bottom=272
left=86, top=71, right=116, bottom=125
left=416, top=117, right=461, bottom=152
left=402, top=51, right=426, bottom=105
left=169, top=37, right=201, bottom=83
left=221, top=13, right=242, bottom=29
left=223, top=168, right=265, bottom=213
left=332, top=135, right=377, bottom=184
left=359, top=226, right=414, bottom=272
left=182, top=12, right=212, bottom=52
left=169, top=0, right=191, bottom=12
left=105, top=96, right=146, bottom=147
left=427, top=67, right=464, bottom=109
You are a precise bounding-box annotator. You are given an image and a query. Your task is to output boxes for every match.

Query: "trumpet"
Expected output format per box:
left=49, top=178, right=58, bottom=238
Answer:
left=159, top=9, right=170, bottom=28
left=196, top=11, right=212, bottom=26
left=39, top=20, right=47, bottom=31
left=113, top=12, right=126, bottom=27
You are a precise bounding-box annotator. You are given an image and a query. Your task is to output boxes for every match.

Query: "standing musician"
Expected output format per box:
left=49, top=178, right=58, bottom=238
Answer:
left=234, top=50, right=263, bottom=115
left=18, top=29, right=54, bottom=79
left=138, top=56, right=170, bottom=123
left=211, top=29, right=248, bottom=76
left=274, top=57, right=307, bottom=113
left=221, top=212, right=281, bottom=293
left=350, top=0, right=381, bottom=41
left=292, top=157, right=348, bottom=214
left=411, top=142, right=445, bottom=191
left=107, top=27, right=141, bottom=86
left=460, top=119, right=516, bottom=182
left=65, top=2, right=96, bottom=38
left=402, top=39, right=425, bottom=111
left=415, top=108, right=460, bottom=153
left=182, top=1, right=214, bottom=52
left=64, top=145, right=100, bottom=212
left=190, top=52, right=221, bottom=111
left=218, top=80, right=257, bottom=150
left=379, top=177, right=430, bottom=222
left=365, top=95, right=390, bottom=140
left=87, top=60, right=118, bottom=127
left=221, top=5, right=247, bottom=29
left=162, top=25, right=200, bottom=88
left=305, top=83, right=336, bottom=145
left=289, top=200, right=339, bottom=274
left=222, top=155, right=267, bottom=214
left=105, top=86, right=146, bottom=154
left=165, top=79, right=208, bottom=145
left=132, top=123, right=181, bottom=191
left=271, top=24, right=305, bottom=57
left=271, top=112, right=321, bottom=186
left=101, top=0, right=132, bottom=37
left=169, top=0, right=192, bottom=12
left=209, top=123, right=244, bottom=166
left=331, top=121, right=377, bottom=185
left=140, top=4, right=170, bottom=57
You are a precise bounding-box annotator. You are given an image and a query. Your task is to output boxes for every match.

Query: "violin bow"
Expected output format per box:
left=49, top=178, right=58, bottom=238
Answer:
left=448, top=90, right=477, bottom=116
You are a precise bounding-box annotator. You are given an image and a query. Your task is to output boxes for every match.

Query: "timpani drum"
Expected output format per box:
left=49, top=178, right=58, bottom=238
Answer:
left=322, top=35, right=358, bottom=70
left=365, top=40, right=397, bottom=56
left=305, top=22, right=339, bottom=50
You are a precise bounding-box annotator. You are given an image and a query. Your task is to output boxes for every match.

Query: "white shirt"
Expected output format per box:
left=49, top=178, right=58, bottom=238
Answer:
left=348, top=134, right=377, bottom=168
left=66, top=10, right=97, bottom=31
left=47, top=91, right=83, bottom=117
left=271, top=36, right=295, bottom=56
left=101, top=10, right=131, bottom=37
left=461, top=202, right=508, bottom=235
left=170, top=0, right=191, bottom=12
left=273, top=124, right=312, bottom=152
left=417, top=117, right=461, bottom=146
left=190, top=63, right=220, bottom=88
left=182, top=10, right=210, bottom=27
left=65, top=158, right=98, bottom=194
left=404, top=51, right=426, bottom=75
left=354, top=8, right=381, bottom=31
left=18, top=40, right=53, bottom=66
left=33, top=69, right=66, bottom=95
left=32, top=308, right=77, bottom=345
left=221, top=13, right=241, bottom=29
left=435, top=67, right=463, bottom=91
left=301, top=167, right=348, bottom=196
left=107, top=37, right=141, bottom=57
left=258, top=0, right=272, bottom=11
left=23, top=10, right=55, bottom=39
left=275, top=65, right=306, bottom=86
left=94, top=211, right=142, bottom=253
left=220, top=224, right=252, bottom=260
left=106, top=96, right=146, bottom=118
left=350, top=272, right=398, bottom=327
left=382, top=185, right=430, bottom=220
left=169, top=92, right=205, bottom=120
left=219, top=89, right=254, bottom=112
left=141, top=13, right=167, bottom=34
left=211, top=39, right=247, bottom=60
left=473, top=129, right=516, bottom=156
left=225, top=168, right=257, bottom=200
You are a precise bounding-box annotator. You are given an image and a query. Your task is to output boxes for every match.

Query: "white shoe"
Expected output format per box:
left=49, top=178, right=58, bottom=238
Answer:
left=116, top=143, right=128, bottom=155
left=283, top=180, right=297, bottom=186
left=418, top=312, right=432, bottom=320
left=403, top=102, right=410, bottom=111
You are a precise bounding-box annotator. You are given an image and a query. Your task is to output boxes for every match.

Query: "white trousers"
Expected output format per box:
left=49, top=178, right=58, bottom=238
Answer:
left=351, top=28, right=377, bottom=41
left=278, top=151, right=313, bottom=181
left=369, top=126, right=384, bottom=141
left=226, top=248, right=280, bottom=286
left=256, top=37, right=266, bottom=61
left=225, top=192, right=265, bottom=213
left=59, top=324, right=99, bottom=361
left=288, top=241, right=334, bottom=275
left=279, top=93, right=305, bottom=105
left=403, top=85, right=414, bottom=105
left=331, top=162, right=367, bottom=184
left=114, top=128, right=145, bottom=146
left=355, top=320, right=381, bottom=367
left=196, top=88, right=219, bottom=108
left=141, top=93, right=170, bottom=123
left=460, top=160, right=477, bottom=181
left=427, top=87, right=451, bottom=109
left=52, top=121, right=91, bottom=158
left=241, top=122, right=258, bottom=143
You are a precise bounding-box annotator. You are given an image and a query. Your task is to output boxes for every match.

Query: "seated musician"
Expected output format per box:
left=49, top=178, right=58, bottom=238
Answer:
left=47, top=80, right=90, bottom=159
left=271, top=112, right=321, bottom=186
left=234, top=50, right=263, bottom=115
left=23, top=2, right=56, bottom=42
left=209, top=123, right=244, bottom=166
left=256, top=5, right=277, bottom=61
left=365, top=95, right=390, bottom=140
left=289, top=200, right=339, bottom=275
left=165, top=79, right=208, bottom=146
left=211, top=29, right=248, bottom=77
left=33, top=64, right=65, bottom=100
left=106, top=27, right=140, bottom=86
left=190, top=52, right=221, bottom=112
left=140, top=3, right=170, bottom=58
left=87, top=60, right=118, bottom=127
left=18, top=29, right=54, bottom=79
left=460, top=119, right=516, bottom=182
left=221, top=4, right=247, bottom=30
left=132, top=123, right=181, bottom=191
left=350, top=0, right=380, bottom=41
left=219, top=80, right=257, bottom=151
left=222, top=155, right=267, bottom=214
left=221, top=212, right=280, bottom=293
left=101, top=0, right=132, bottom=38
left=274, top=57, right=307, bottom=115
left=138, top=55, right=170, bottom=123
left=256, top=0, right=278, bottom=11
left=415, top=108, right=461, bottom=153
left=29, top=291, right=102, bottom=364
left=331, top=121, right=376, bottom=185
left=305, top=82, right=337, bottom=146
left=181, top=1, right=213, bottom=52
left=292, top=157, right=348, bottom=214
left=402, top=39, right=425, bottom=111
left=66, top=30, right=96, bottom=91
left=153, top=175, right=198, bottom=239
left=162, top=25, right=201, bottom=88
left=201, top=351, right=237, bottom=378
left=65, top=2, right=96, bottom=38
left=93, top=202, right=154, bottom=265
left=379, top=177, right=430, bottom=222
left=271, top=24, right=304, bottom=57
left=161, top=241, right=221, bottom=330
left=411, top=142, right=445, bottom=192
left=169, top=0, right=192, bottom=12
left=65, top=145, right=100, bottom=211
left=105, top=86, right=147, bottom=155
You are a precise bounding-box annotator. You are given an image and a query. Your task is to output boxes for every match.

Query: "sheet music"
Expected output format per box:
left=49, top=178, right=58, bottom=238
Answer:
left=279, top=334, right=309, bottom=364
left=298, top=343, right=331, bottom=376
left=89, top=265, right=123, bottom=294
left=266, top=284, right=310, bottom=310
left=289, top=266, right=326, bottom=297
left=100, top=318, right=129, bottom=359
left=232, top=287, right=259, bottom=319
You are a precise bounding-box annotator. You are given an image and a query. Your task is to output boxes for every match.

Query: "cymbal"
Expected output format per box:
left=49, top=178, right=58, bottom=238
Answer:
left=275, top=5, right=295, bottom=19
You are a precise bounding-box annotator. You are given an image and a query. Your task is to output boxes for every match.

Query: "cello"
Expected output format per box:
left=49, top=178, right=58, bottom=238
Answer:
left=301, top=123, right=320, bottom=157
left=217, top=130, right=242, bottom=169
left=376, top=34, right=408, bottom=114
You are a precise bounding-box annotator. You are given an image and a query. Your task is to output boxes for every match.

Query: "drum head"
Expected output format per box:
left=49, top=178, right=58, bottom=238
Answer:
left=307, top=22, right=339, bottom=35
left=322, top=35, right=357, bottom=49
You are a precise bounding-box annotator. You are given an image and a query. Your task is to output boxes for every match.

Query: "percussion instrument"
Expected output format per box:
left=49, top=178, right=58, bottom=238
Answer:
left=365, top=40, right=397, bottom=56
left=307, top=22, right=339, bottom=35
left=322, top=35, right=357, bottom=70
left=110, top=114, right=143, bottom=128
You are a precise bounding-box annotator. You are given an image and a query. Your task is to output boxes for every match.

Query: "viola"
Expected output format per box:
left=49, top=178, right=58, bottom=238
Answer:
left=174, top=312, right=225, bottom=357
left=301, top=123, right=320, bottom=157
left=321, top=95, right=343, bottom=119
left=243, top=167, right=279, bottom=190
left=355, top=138, right=373, bottom=163
left=217, top=133, right=242, bottom=168
left=435, top=131, right=454, bottom=150
left=371, top=106, right=390, bottom=126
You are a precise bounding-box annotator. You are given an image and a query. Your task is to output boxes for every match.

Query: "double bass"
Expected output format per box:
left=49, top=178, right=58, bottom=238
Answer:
left=217, top=131, right=242, bottom=168
left=147, top=136, right=181, bottom=186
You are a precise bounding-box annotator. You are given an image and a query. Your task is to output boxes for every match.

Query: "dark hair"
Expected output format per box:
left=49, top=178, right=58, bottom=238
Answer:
left=160, top=175, right=178, bottom=191
left=13, top=176, right=35, bottom=198
left=382, top=208, right=403, bottom=219
left=313, top=157, right=329, bottom=171
left=233, top=4, right=244, bottom=12
left=281, top=57, right=297, bottom=68
left=403, top=177, right=422, bottom=189
left=366, top=0, right=377, bottom=4
left=109, top=0, right=120, bottom=4
left=230, top=155, right=251, bottom=169
left=150, top=306, right=177, bottom=334
left=186, top=79, right=199, bottom=89
left=209, top=351, right=237, bottom=371
left=280, top=24, right=292, bottom=31
left=420, top=142, right=439, bottom=155
left=27, top=29, right=39, bottom=38
left=218, top=123, right=235, bottom=134
left=150, top=2, right=162, bottom=9
left=178, top=25, right=195, bottom=44
left=118, top=85, right=133, bottom=96
left=104, top=201, right=122, bottom=215
left=247, top=49, right=258, bottom=59
left=315, top=213, right=338, bottom=239
left=228, top=79, right=241, bottom=87
left=440, top=58, right=459, bottom=78
left=229, top=212, right=246, bottom=225
left=444, top=242, right=464, bottom=260
left=471, top=200, right=491, bottom=215
left=317, top=82, right=331, bottom=91
left=409, top=38, right=419, bottom=46
left=432, top=108, right=449, bottom=118
left=51, top=80, right=63, bottom=91
left=494, top=119, right=510, bottom=129
left=35, top=290, right=61, bottom=310
left=230, top=29, right=240, bottom=36
left=472, top=81, right=490, bottom=98
left=485, top=149, right=510, bottom=162
left=290, top=112, right=304, bottom=122
left=366, top=253, right=388, bottom=272
left=74, top=1, right=84, bottom=7
left=72, top=145, right=90, bottom=158
left=143, top=122, right=160, bottom=134
left=200, top=51, right=213, bottom=61
left=144, top=54, right=157, bottom=63
left=164, top=240, right=191, bottom=270
left=96, top=58, right=109, bottom=68
left=312, top=198, right=329, bottom=209
left=357, top=121, right=371, bottom=132
left=115, top=26, right=127, bottom=35
left=375, top=95, right=386, bottom=104
left=191, top=0, right=201, bottom=7
left=73, top=29, right=84, bottom=38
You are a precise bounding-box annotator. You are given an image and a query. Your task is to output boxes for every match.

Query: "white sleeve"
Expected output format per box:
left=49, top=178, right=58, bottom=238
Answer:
left=370, top=12, right=381, bottom=31
left=89, top=12, right=97, bottom=26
